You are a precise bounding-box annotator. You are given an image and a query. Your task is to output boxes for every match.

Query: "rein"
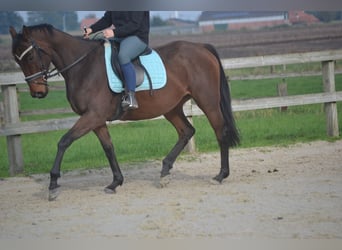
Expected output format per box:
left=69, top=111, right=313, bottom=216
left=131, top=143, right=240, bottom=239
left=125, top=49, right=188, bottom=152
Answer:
left=20, top=39, right=100, bottom=84
left=46, top=44, right=100, bottom=79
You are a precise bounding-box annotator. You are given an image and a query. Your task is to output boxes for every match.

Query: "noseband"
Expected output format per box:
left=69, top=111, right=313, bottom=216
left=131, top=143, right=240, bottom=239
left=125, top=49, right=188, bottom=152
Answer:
left=15, top=38, right=100, bottom=85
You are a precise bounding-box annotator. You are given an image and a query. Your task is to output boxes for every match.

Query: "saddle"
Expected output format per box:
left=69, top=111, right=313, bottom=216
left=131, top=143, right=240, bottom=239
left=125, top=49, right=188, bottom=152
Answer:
left=103, top=41, right=167, bottom=95
left=109, top=40, right=153, bottom=90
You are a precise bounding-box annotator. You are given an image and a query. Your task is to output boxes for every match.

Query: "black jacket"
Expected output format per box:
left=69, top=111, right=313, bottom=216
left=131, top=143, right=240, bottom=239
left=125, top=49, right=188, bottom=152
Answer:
left=90, top=11, right=150, bottom=44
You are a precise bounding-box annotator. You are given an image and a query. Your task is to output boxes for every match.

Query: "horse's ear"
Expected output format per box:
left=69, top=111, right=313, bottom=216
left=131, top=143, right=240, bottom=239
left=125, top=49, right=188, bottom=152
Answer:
left=22, top=25, right=31, bottom=38
left=9, top=26, right=17, bottom=38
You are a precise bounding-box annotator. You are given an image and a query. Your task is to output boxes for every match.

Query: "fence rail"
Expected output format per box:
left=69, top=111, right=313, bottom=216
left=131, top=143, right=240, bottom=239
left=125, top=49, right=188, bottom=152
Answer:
left=1, top=50, right=342, bottom=175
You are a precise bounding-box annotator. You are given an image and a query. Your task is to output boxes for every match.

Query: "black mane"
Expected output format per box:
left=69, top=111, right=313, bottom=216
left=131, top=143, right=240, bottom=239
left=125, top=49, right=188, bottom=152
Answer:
left=12, top=24, right=55, bottom=53
left=24, top=23, right=54, bottom=34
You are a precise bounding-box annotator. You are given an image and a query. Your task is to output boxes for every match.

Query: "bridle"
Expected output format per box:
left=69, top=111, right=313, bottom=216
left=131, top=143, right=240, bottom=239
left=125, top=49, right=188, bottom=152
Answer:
left=15, top=38, right=100, bottom=85
left=15, top=39, right=49, bottom=85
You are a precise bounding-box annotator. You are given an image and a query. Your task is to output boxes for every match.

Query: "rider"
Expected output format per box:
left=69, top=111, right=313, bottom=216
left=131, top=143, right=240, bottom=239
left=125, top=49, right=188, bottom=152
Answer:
left=84, top=11, right=150, bottom=110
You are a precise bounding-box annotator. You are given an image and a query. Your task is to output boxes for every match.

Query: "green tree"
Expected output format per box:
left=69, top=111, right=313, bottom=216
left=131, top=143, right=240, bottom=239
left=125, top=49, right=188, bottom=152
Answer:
left=85, top=14, right=96, bottom=19
left=0, top=11, right=24, bottom=34
left=151, top=16, right=167, bottom=27
left=26, top=11, right=79, bottom=31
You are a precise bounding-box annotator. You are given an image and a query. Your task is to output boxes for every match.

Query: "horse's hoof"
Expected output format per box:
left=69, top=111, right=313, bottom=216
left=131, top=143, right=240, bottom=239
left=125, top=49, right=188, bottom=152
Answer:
left=159, top=174, right=171, bottom=188
left=104, top=187, right=116, bottom=194
left=210, top=177, right=222, bottom=185
left=48, top=188, right=60, bottom=201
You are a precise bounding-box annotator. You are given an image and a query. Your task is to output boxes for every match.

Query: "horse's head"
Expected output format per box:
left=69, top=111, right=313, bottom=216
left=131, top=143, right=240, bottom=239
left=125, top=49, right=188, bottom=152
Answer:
left=9, top=25, right=53, bottom=98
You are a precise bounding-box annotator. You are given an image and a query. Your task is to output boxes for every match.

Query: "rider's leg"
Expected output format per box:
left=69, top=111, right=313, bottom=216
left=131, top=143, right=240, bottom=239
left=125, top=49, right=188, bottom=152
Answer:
left=118, top=36, right=147, bottom=109
left=120, top=62, right=138, bottom=109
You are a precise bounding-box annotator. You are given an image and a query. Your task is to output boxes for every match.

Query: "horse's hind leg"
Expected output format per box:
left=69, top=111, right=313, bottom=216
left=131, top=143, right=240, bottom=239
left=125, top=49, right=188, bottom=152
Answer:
left=93, top=125, right=123, bottom=193
left=213, top=133, right=230, bottom=183
left=161, top=107, right=195, bottom=182
left=200, top=109, right=231, bottom=183
left=191, top=94, right=231, bottom=183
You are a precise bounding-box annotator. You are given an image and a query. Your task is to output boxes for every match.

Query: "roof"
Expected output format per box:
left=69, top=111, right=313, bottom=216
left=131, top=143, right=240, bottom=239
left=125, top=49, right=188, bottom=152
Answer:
left=198, top=11, right=286, bottom=21
left=288, top=11, right=320, bottom=24
left=80, top=18, right=99, bottom=29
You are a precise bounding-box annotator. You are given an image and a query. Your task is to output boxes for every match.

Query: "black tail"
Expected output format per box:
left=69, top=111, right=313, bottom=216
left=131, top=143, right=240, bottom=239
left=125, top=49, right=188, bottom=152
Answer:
left=204, top=44, right=240, bottom=147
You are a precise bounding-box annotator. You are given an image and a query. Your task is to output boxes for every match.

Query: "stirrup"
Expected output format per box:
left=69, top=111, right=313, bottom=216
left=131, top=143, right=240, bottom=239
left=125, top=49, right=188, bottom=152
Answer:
left=121, top=92, right=138, bottom=110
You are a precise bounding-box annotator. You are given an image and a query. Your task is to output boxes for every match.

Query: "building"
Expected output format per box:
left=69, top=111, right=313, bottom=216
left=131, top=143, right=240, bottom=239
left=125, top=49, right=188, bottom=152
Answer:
left=198, top=11, right=319, bottom=32
left=288, top=11, right=320, bottom=25
left=80, top=17, right=98, bottom=30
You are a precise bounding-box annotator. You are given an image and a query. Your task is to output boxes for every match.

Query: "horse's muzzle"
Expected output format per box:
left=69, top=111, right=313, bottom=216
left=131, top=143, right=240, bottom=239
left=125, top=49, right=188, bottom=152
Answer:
left=31, top=90, right=48, bottom=98
left=29, top=81, right=49, bottom=98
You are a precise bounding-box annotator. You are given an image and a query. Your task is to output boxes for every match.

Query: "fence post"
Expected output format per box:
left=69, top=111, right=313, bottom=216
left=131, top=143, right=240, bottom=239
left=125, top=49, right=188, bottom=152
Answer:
left=1, top=84, right=24, bottom=175
left=322, top=60, right=339, bottom=137
left=184, top=100, right=196, bottom=153
left=277, top=81, right=288, bottom=112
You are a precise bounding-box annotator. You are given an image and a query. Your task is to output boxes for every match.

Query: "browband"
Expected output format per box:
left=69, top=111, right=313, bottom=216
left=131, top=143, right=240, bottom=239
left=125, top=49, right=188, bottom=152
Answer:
left=15, top=45, right=33, bottom=61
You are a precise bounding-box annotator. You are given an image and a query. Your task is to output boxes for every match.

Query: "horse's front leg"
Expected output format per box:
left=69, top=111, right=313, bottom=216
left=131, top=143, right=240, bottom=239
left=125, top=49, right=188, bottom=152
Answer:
left=93, top=125, right=123, bottom=193
left=48, top=115, right=100, bottom=201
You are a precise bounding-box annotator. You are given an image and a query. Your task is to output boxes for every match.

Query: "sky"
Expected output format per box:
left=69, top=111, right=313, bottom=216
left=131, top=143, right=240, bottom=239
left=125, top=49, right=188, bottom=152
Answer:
left=77, top=11, right=203, bottom=22
left=18, top=11, right=203, bottom=22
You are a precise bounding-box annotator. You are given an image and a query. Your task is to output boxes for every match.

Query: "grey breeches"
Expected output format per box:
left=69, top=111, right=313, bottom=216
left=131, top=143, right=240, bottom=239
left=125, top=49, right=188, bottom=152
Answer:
left=117, top=36, right=147, bottom=65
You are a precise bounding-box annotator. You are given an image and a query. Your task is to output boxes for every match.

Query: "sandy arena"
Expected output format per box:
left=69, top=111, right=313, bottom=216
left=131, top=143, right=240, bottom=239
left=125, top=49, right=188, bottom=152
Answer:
left=0, top=140, right=341, bottom=239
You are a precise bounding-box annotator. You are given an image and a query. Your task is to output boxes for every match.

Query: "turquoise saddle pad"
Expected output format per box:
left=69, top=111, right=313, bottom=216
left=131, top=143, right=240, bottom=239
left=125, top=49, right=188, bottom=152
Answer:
left=104, top=42, right=167, bottom=93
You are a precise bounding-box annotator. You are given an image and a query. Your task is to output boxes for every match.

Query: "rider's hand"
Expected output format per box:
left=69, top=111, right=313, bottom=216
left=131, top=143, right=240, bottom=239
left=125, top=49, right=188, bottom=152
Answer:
left=103, top=29, right=115, bottom=38
left=83, top=27, right=92, bottom=39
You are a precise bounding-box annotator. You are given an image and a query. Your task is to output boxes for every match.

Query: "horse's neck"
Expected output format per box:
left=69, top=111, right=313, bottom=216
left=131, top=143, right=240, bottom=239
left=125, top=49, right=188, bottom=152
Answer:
left=49, top=32, right=96, bottom=75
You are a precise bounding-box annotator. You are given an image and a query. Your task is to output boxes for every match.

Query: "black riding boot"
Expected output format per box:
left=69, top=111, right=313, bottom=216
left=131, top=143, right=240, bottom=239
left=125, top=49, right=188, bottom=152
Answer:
left=122, top=91, right=138, bottom=110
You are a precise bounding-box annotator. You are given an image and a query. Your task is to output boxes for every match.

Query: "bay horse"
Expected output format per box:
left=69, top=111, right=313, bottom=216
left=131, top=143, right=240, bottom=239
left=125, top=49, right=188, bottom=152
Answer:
left=9, top=24, right=239, bottom=200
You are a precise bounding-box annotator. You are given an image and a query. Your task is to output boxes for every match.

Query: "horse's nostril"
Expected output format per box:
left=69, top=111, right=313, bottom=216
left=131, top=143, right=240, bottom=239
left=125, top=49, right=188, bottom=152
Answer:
left=32, top=92, right=47, bottom=98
